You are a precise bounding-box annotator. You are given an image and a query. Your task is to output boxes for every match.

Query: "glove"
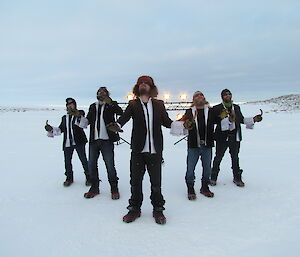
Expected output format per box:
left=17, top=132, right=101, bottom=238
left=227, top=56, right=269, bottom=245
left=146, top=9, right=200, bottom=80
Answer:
left=219, top=109, right=229, bottom=119
left=183, top=119, right=194, bottom=130
left=253, top=115, right=262, bottom=122
left=104, top=96, right=112, bottom=105
left=106, top=122, right=123, bottom=133
left=45, top=120, right=53, bottom=132
left=253, top=109, right=263, bottom=122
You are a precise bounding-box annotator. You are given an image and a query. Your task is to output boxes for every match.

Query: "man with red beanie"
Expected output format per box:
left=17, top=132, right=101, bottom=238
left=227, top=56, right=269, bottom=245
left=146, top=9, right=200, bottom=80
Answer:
left=116, top=76, right=173, bottom=225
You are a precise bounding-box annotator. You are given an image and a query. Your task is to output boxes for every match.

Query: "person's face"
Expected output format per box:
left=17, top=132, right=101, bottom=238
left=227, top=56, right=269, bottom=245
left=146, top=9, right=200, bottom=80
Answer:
left=66, top=103, right=76, bottom=111
left=193, top=92, right=206, bottom=106
left=138, top=82, right=151, bottom=96
left=98, top=89, right=107, bottom=96
left=222, top=92, right=232, bottom=102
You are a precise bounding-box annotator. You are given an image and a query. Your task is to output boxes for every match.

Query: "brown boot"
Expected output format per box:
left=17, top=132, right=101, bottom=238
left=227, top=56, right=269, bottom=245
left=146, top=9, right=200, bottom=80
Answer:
left=63, top=173, right=73, bottom=187
left=233, top=170, right=245, bottom=187
left=200, top=181, right=214, bottom=197
left=123, top=210, right=141, bottom=223
left=186, top=182, right=196, bottom=200
left=153, top=211, right=166, bottom=225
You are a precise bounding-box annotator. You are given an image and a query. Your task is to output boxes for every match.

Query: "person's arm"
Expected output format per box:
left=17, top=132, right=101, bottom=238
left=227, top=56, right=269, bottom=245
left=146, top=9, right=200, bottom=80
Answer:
left=46, top=118, right=63, bottom=137
left=117, top=101, right=134, bottom=127
left=111, top=101, right=124, bottom=116
left=237, top=105, right=256, bottom=129
left=77, top=106, right=93, bottom=129
left=161, top=101, right=173, bottom=128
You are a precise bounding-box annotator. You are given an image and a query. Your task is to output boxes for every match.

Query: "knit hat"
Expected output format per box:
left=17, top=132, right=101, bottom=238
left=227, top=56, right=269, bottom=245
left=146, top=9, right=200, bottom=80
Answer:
left=136, top=76, right=154, bottom=86
left=221, top=89, right=232, bottom=99
left=66, top=97, right=77, bottom=108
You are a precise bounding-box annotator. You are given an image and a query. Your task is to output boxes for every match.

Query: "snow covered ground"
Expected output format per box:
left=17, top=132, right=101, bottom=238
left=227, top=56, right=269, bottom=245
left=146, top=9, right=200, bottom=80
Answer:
left=0, top=101, right=299, bottom=257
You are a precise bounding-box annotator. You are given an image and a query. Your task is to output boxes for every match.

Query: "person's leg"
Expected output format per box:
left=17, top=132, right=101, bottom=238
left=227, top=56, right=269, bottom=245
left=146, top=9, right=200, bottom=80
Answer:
left=200, top=146, right=212, bottom=184
left=99, top=140, right=119, bottom=185
left=185, top=148, right=200, bottom=184
left=123, top=152, right=146, bottom=223
left=63, top=146, right=75, bottom=186
left=200, top=145, right=214, bottom=197
left=146, top=152, right=166, bottom=224
left=146, top=153, right=165, bottom=211
left=85, top=141, right=101, bottom=196
left=128, top=152, right=146, bottom=211
left=228, top=139, right=244, bottom=186
left=75, top=143, right=90, bottom=184
left=211, top=140, right=228, bottom=183
left=185, top=148, right=200, bottom=199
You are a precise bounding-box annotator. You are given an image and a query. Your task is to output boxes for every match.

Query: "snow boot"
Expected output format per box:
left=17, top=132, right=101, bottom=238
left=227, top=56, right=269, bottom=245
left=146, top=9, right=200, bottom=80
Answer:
left=153, top=210, right=167, bottom=225
left=84, top=180, right=100, bottom=198
left=110, top=182, right=120, bottom=200
left=233, top=169, right=245, bottom=187
left=63, top=173, right=73, bottom=187
left=200, top=181, right=214, bottom=197
left=186, top=182, right=196, bottom=200
left=123, top=210, right=141, bottom=223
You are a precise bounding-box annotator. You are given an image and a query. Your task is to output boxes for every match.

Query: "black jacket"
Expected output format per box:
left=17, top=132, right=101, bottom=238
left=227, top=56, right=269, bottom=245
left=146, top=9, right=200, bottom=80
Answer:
left=117, top=98, right=173, bottom=153
left=181, top=106, right=215, bottom=148
left=58, top=113, right=88, bottom=151
left=86, top=101, right=123, bottom=143
left=212, top=103, right=245, bottom=142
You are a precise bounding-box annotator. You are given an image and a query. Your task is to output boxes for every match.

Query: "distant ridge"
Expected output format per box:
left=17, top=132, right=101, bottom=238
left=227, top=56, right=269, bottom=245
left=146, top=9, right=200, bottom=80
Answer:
left=246, top=94, right=300, bottom=112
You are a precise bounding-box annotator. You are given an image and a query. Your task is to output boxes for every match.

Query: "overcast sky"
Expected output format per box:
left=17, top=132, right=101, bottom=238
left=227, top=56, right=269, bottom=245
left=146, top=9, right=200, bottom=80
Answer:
left=1, top=0, right=299, bottom=106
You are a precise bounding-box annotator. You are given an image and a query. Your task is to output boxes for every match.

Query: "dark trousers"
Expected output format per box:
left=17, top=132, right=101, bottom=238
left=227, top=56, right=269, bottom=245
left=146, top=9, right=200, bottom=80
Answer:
left=128, top=152, right=165, bottom=211
left=211, top=135, right=241, bottom=180
left=88, top=139, right=119, bottom=187
left=185, top=145, right=212, bottom=184
left=64, top=143, right=89, bottom=177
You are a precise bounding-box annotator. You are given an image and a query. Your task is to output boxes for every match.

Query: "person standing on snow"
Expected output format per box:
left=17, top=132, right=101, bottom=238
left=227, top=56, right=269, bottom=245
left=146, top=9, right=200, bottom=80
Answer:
left=45, top=98, right=90, bottom=187
left=111, top=76, right=173, bottom=225
left=210, top=89, right=263, bottom=187
left=177, top=91, right=215, bottom=200
left=78, top=87, right=123, bottom=200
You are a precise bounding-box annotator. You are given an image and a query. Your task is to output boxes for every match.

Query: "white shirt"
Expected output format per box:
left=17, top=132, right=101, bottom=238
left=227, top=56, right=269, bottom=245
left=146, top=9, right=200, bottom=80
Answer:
left=94, top=103, right=109, bottom=140
left=140, top=98, right=156, bottom=154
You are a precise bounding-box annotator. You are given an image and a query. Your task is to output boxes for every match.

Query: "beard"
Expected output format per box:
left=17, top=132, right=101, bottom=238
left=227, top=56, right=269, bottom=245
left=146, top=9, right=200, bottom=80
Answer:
left=194, top=98, right=207, bottom=106
left=139, top=88, right=150, bottom=96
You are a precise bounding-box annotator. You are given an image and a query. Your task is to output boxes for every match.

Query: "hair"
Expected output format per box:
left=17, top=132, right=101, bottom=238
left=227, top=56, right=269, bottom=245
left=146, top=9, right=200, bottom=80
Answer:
left=132, top=77, right=158, bottom=98
left=97, top=86, right=110, bottom=96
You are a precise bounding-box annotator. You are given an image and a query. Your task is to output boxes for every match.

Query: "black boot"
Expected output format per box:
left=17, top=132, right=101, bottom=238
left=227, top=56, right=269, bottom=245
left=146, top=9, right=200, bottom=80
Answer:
left=233, top=169, right=245, bottom=187
left=110, top=181, right=120, bottom=200
left=186, top=182, right=196, bottom=200
left=63, top=172, right=73, bottom=187
left=84, top=172, right=92, bottom=186
left=200, top=180, right=214, bottom=197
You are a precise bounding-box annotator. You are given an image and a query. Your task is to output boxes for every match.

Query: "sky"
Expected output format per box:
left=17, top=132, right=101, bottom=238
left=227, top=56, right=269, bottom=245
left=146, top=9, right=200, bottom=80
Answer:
left=0, top=0, right=300, bottom=106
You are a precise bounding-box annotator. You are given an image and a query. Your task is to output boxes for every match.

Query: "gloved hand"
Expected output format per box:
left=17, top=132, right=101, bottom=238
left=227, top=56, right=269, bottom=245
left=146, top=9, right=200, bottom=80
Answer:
left=106, top=122, right=123, bottom=132
left=104, top=96, right=112, bottom=105
left=183, top=119, right=194, bottom=130
left=219, top=109, right=229, bottom=119
left=253, top=115, right=263, bottom=122
left=45, top=120, right=53, bottom=132
left=253, top=109, right=263, bottom=122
